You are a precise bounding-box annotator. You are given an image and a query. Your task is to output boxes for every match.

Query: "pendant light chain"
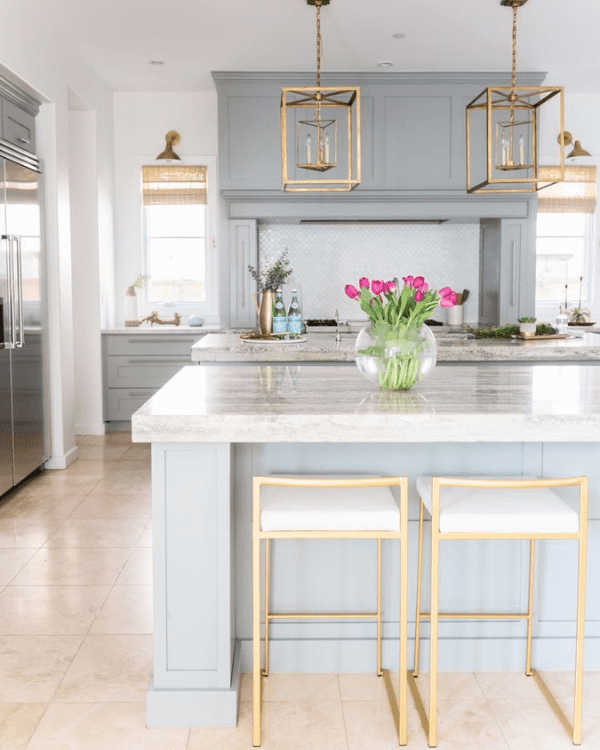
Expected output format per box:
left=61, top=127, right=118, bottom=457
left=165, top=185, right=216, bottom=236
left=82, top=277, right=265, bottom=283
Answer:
left=316, top=0, right=322, bottom=88
left=511, top=3, right=518, bottom=93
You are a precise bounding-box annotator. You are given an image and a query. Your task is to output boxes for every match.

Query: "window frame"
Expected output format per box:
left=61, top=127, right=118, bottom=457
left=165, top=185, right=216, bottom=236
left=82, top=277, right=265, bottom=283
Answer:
left=535, top=212, right=596, bottom=321
left=131, top=154, right=219, bottom=322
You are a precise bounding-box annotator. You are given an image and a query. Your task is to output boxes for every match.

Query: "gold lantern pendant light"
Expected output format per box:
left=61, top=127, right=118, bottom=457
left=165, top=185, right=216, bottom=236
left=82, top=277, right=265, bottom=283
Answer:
left=466, top=0, right=565, bottom=193
left=281, top=0, right=361, bottom=192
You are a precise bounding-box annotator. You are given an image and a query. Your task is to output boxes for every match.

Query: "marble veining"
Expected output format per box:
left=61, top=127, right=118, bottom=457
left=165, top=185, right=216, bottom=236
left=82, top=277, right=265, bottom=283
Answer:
left=191, top=332, right=600, bottom=363
left=131, top=364, right=600, bottom=443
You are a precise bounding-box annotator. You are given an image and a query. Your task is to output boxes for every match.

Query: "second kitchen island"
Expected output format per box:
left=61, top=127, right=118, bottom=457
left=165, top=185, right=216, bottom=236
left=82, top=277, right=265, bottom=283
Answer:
left=132, top=363, right=600, bottom=726
left=191, top=331, right=600, bottom=364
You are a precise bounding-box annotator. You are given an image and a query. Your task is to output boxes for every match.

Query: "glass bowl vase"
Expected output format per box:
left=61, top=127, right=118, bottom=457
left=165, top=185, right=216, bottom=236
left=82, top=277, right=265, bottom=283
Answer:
left=354, top=323, right=437, bottom=390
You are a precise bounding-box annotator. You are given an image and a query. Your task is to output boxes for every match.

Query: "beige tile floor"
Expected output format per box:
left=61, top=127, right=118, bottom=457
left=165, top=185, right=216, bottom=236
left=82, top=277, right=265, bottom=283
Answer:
left=0, top=433, right=598, bottom=749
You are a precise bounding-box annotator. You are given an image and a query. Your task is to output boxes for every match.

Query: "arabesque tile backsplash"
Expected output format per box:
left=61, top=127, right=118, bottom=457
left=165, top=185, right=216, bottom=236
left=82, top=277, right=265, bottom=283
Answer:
left=258, top=222, right=480, bottom=323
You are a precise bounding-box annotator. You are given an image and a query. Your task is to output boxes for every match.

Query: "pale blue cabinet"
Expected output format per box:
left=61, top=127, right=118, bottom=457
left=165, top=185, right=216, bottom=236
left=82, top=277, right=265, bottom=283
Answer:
left=213, top=72, right=545, bottom=193
left=229, top=219, right=257, bottom=329
left=102, top=333, right=205, bottom=423
left=479, top=217, right=532, bottom=326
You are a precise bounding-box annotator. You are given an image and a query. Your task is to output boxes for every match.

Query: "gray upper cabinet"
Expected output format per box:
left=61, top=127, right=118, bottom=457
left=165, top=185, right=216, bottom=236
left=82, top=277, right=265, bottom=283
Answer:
left=213, top=72, right=545, bottom=194
left=2, top=98, right=35, bottom=153
left=0, top=73, right=39, bottom=155
left=225, top=94, right=281, bottom=188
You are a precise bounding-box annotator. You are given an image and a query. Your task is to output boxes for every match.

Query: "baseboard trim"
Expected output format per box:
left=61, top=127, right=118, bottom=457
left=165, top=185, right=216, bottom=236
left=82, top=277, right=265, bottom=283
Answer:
left=239, top=636, right=600, bottom=673
left=146, top=639, right=241, bottom=726
left=44, top=445, right=79, bottom=470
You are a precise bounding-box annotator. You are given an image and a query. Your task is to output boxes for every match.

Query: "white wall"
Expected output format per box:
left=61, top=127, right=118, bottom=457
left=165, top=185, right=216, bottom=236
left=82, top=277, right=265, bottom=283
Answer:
left=69, top=110, right=105, bottom=435
left=0, top=11, right=115, bottom=455
left=113, top=92, right=218, bottom=325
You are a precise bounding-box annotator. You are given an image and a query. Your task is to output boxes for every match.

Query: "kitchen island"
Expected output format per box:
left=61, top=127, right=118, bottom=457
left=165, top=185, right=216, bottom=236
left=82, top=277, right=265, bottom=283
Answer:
left=132, top=363, right=600, bottom=726
left=191, top=330, right=600, bottom=363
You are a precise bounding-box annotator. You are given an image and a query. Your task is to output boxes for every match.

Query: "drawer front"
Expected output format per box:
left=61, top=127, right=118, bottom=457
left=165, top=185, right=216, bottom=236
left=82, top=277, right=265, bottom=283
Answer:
left=107, top=388, right=158, bottom=421
left=107, top=356, right=189, bottom=388
left=2, top=99, right=35, bottom=153
left=105, top=334, right=203, bottom=357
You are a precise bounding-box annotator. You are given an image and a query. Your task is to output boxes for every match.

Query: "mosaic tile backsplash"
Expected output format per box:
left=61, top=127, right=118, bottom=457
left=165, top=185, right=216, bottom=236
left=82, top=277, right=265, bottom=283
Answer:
left=258, top=223, right=480, bottom=324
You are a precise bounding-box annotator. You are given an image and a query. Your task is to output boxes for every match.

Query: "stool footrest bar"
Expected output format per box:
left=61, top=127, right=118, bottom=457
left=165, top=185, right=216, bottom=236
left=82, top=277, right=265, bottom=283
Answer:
left=419, top=611, right=530, bottom=620
left=267, top=611, right=378, bottom=620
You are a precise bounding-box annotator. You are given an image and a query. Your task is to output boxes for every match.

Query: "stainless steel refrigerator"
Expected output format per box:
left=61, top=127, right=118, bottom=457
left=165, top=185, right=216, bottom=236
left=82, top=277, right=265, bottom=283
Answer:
left=0, top=143, right=47, bottom=496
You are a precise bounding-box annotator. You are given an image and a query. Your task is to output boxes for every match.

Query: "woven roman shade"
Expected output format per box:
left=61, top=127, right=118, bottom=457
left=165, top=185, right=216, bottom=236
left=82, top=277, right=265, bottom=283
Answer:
left=538, top=165, right=597, bottom=214
left=142, top=165, right=207, bottom=206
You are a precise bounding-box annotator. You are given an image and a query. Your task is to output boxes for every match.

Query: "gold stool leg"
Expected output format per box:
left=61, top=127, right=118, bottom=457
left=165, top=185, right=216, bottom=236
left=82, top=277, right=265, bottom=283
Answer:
left=264, top=538, right=270, bottom=677
left=413, top=499, right=425, bottom=677
left=573, top=529, right=588, bottom=744
left=252, top=529, right=262, bottom=747
left=377, top=538, right=383, bottom=677
left=399, top=484, right=409, bottom=746
left=526, top=539, right=535, bottom=676
left=428, top=506, right=440, bottom=747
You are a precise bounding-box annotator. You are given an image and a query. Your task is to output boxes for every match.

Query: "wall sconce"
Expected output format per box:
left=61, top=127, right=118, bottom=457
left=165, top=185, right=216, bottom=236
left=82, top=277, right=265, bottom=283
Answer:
left=156, top=131, right=181, bottom=161
left=559, top=132, right=593, bottom=162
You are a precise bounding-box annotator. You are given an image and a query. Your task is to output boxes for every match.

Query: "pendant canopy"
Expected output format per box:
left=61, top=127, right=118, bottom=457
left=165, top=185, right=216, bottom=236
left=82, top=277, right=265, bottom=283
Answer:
left=281, top=0, right=361, bottom=192
left=466, top=0, right=565, bottom=193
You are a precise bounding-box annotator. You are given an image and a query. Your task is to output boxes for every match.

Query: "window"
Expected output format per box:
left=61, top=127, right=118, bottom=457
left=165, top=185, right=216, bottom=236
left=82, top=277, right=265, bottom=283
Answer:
left=141, top=163, right=215, bottom=306
left=535, top=213, right=595, bottom=309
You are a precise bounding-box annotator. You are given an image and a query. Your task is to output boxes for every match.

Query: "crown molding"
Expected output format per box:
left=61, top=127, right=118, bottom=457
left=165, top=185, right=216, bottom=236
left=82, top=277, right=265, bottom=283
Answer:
left=212, top=70, right=548, bottom=87
left=0, top=72, right=40, bottom=116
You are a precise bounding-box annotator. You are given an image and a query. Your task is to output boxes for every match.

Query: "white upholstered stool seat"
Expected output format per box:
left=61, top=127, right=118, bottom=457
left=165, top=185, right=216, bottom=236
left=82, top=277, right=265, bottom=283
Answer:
left=412, top=474, right=588, bottom=748
left=260, top=484, right=400, bottom=531
left=416, top=475, right=579, bottom=534
left=252, top=475, right=409, bottom=747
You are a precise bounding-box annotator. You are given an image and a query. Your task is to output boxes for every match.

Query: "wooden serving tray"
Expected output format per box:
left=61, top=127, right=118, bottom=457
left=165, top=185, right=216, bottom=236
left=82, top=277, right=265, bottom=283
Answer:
left=515, top=333, right=570, bottom=341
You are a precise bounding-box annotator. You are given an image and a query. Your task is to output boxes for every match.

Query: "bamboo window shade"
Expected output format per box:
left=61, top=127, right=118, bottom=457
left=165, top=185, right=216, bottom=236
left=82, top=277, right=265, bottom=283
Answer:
left=142, top=165, right=207, bottom=206
left=537, top=165, right=597, bottom=214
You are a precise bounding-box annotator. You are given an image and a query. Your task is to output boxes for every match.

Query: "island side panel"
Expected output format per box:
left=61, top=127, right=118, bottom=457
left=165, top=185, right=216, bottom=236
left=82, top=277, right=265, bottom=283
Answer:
left=148, top=442, right=239, bottom=726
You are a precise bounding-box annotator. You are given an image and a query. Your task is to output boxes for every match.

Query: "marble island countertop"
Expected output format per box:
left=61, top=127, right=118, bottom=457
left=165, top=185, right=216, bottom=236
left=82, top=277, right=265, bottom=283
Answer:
left=132, top=363, right=600, bottom=443
left=190, top=330, right=600, bottom=363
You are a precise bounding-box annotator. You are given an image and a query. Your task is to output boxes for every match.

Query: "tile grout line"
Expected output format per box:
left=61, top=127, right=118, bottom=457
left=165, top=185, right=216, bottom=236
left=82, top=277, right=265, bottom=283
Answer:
left=337, top=673, right=352, bottom=750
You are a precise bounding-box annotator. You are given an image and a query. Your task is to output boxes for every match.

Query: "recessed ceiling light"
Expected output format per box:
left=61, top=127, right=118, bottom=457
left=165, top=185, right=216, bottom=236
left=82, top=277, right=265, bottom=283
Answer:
left=377, top=61, right=394, bottom=68
left=392, top=32, right=406, bottom=39
left=149, top=60, right=165, bottom=65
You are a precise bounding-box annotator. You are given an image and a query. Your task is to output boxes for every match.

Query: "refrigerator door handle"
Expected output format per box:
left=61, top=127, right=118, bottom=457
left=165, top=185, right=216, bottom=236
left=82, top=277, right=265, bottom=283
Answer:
left=14, top=235, right=24, bottom=348
left=2, top=234, right=15, bottom=349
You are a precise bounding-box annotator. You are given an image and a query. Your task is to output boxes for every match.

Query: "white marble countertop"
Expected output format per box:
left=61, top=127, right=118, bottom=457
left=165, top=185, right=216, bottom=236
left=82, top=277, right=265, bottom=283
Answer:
left=131, top=363, right=600, bottom=443
left=190, top=330, right=600, bottom=363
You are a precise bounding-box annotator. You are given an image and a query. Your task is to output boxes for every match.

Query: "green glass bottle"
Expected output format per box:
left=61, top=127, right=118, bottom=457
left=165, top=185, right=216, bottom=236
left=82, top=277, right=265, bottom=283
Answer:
left=287, top=289, right=302, bottom=338
left=272, top=287, right=287, bottom=336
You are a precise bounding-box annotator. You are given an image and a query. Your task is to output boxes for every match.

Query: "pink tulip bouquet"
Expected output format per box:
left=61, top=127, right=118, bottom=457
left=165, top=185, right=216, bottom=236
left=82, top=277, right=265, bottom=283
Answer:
left=345, top=275, right=457, bottom=390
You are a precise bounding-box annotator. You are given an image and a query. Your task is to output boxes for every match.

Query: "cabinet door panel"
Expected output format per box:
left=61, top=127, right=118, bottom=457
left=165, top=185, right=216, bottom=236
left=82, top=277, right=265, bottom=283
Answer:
left=226, top=96, right=281, bottom=187
left=383, top=96, right=453, bottom=187
left=2, top=99, right=35, bottom=153
left=500, top=220, right=523, bottom=323
left=105, top=335, right=201, bottom=357
left=107, top=356, right=190, bottom=388
left=229, top=220, right=257, bottom=328
left=107, top=388, right=159, bottom=421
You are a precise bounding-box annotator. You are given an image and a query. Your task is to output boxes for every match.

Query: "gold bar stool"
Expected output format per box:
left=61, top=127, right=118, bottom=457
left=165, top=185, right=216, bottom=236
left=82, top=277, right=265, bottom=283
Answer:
left=411, top=475, right=588, bottom=747
left=252, top=475, right=409, bottom=747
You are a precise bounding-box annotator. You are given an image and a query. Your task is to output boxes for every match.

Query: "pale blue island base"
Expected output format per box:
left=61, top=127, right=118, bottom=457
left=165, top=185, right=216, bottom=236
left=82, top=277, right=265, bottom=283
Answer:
left=132, top=364, right=600, bottom=726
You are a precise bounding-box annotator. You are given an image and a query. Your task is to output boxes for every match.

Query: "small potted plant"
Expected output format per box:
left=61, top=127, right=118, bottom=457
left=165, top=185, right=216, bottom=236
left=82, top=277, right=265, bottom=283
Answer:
left=518, top=316, right=537, bottom=337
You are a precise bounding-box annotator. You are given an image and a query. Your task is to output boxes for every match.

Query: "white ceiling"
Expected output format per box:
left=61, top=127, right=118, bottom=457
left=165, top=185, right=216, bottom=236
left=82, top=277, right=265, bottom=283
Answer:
left=49, top=0, right=600, bottom=93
